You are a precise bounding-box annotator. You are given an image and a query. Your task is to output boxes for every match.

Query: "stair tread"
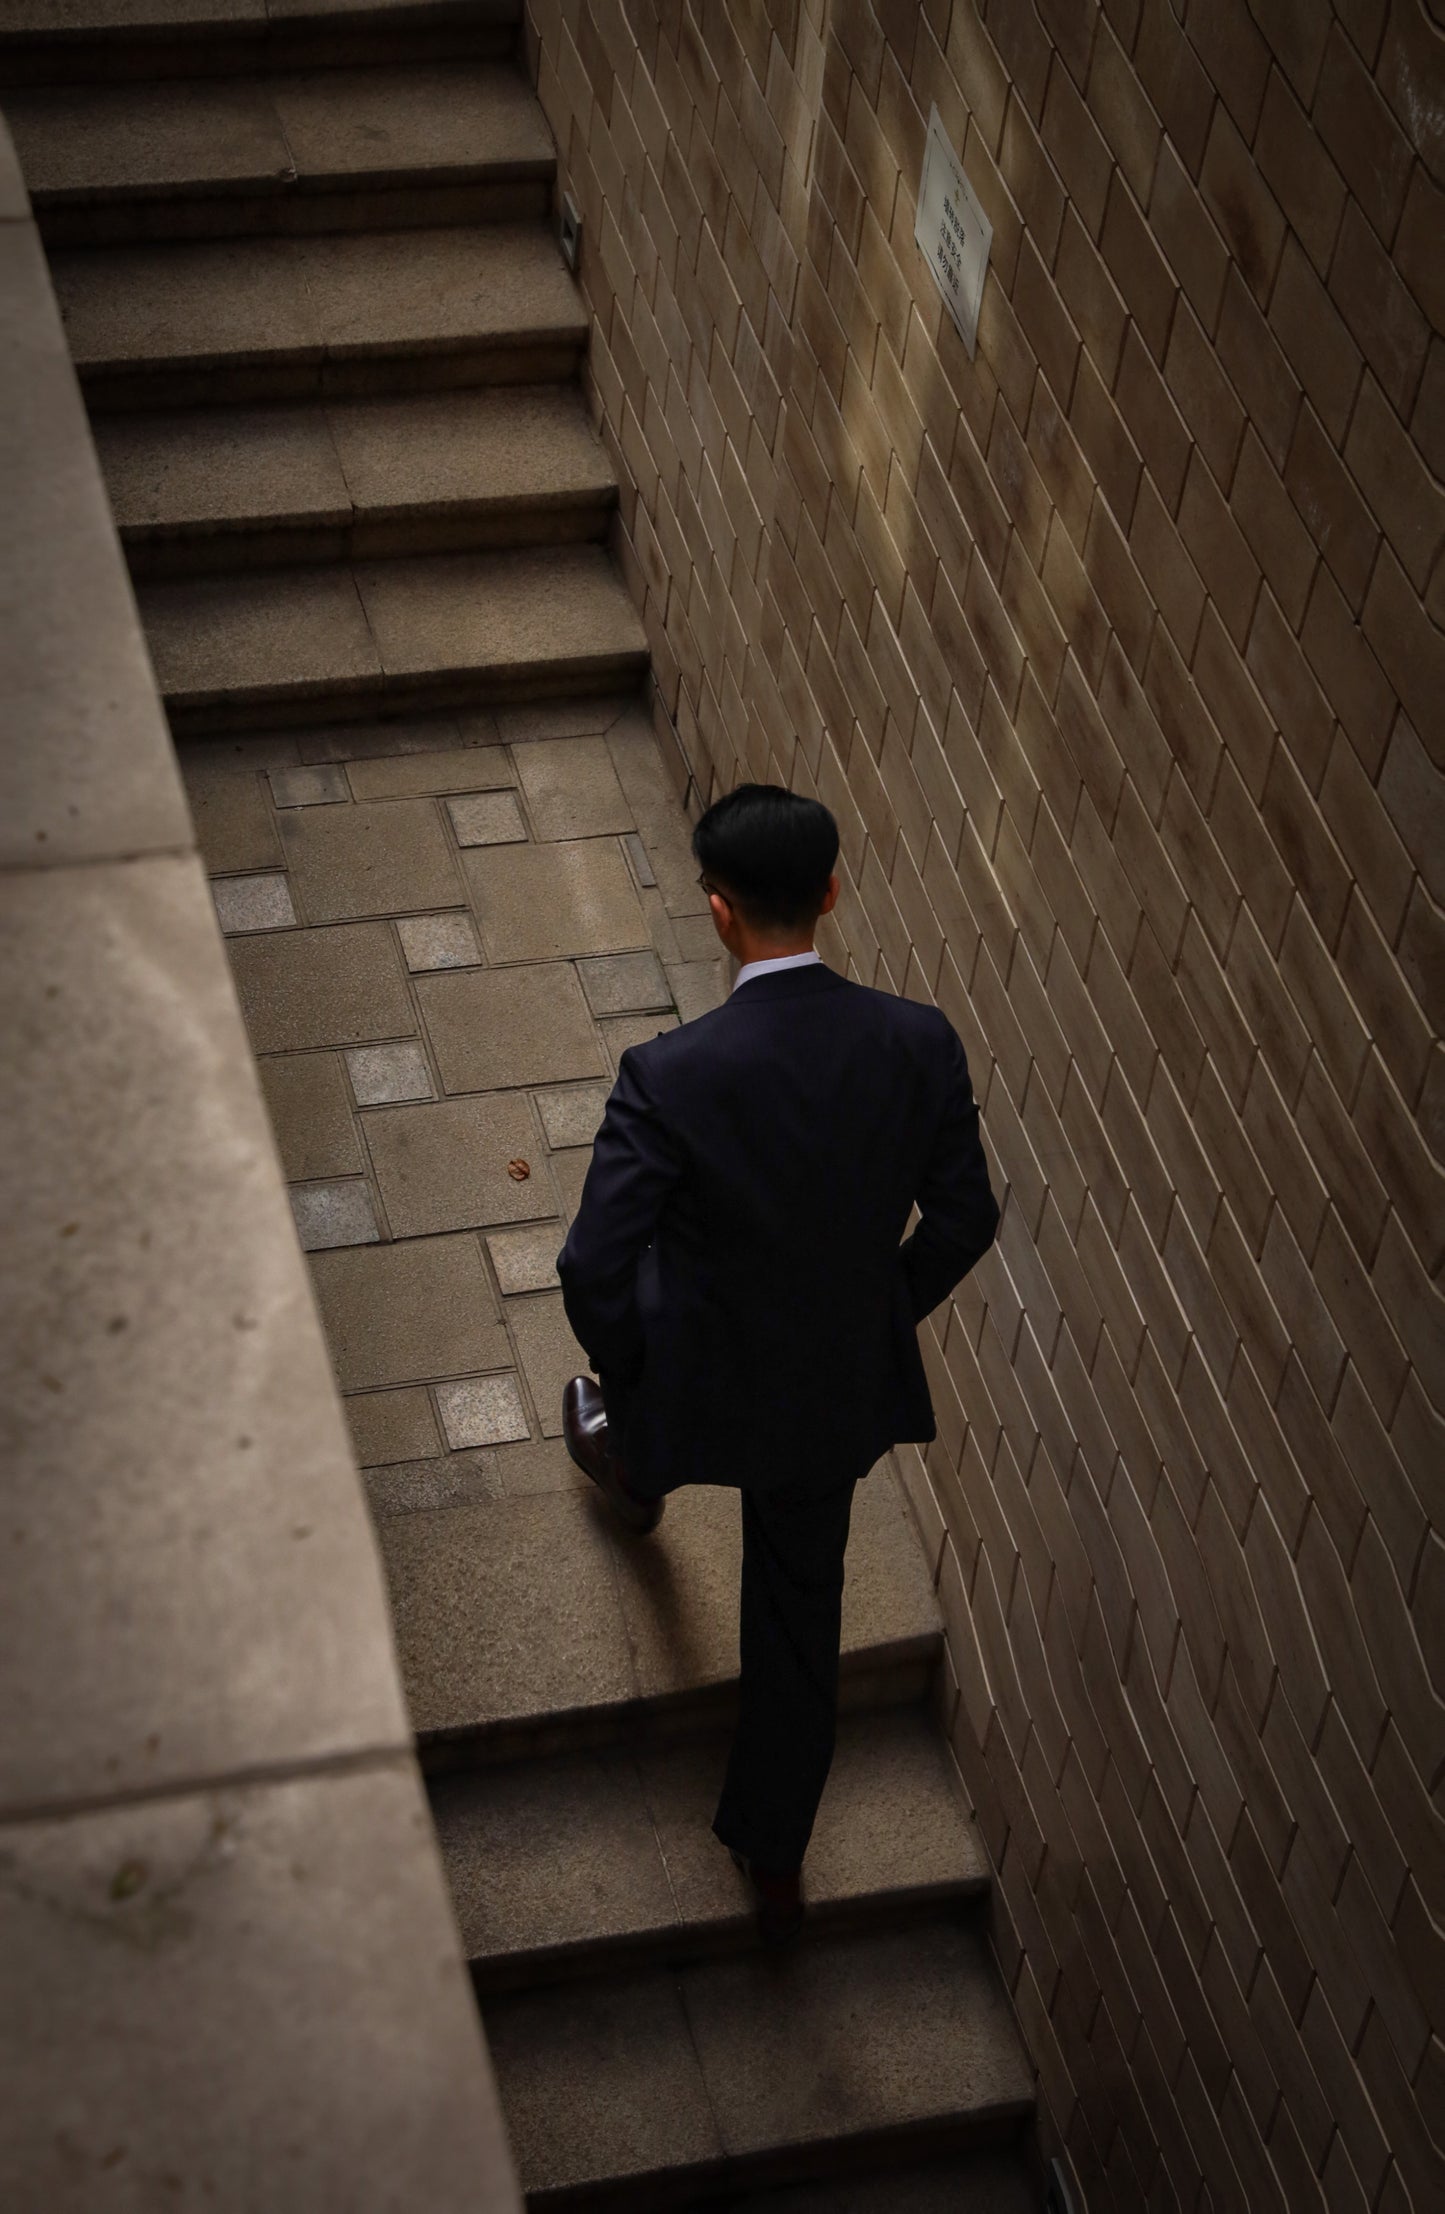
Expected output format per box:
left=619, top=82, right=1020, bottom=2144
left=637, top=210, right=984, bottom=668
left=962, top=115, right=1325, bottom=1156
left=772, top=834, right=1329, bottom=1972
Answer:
left=6, top=62, right=551, bottom=201
left=434, top=1705, right=989, bottom=1974
left=50, top=222, right=584, bottom=374
left=135, top=544, right=647, bottom=709
left=0, top=0, right=518, bottom=44
left=482, top=1916, right=1033, bottom=2202
left=377, top=1467, right=940, bottom=1747
left=722, top=2153, right=1038, bottom=2212
left=96, top=385, right=615, bottom=537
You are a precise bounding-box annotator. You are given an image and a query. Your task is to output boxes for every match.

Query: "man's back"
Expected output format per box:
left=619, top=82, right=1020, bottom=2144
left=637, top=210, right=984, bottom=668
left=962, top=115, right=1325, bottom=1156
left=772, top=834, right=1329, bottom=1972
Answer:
left=560, top=960, right=998, bottom=1493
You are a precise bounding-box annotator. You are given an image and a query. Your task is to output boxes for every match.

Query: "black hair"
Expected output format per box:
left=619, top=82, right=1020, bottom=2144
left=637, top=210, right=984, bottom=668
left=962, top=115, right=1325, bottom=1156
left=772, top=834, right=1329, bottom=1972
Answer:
left=691, top=783, right=840, bottom=933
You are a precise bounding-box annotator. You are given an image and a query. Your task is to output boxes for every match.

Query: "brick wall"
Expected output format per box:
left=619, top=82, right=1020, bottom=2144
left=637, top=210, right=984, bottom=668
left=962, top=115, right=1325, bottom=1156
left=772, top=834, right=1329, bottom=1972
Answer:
left=524, top=2, right=1445, bottom=2205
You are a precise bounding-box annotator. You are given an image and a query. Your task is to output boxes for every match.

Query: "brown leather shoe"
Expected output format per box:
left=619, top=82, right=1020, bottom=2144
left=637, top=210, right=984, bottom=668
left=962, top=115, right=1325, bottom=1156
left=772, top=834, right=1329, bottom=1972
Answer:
left=730, top=1851, right=805, bottom=1947
left=562, top=1375, right=663, bottom=1535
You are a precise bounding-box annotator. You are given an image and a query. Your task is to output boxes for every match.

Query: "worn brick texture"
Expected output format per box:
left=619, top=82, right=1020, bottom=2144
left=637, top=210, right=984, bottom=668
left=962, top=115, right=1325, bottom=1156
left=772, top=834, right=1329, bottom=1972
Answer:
left=525, top=1, right=1444, bottom=2205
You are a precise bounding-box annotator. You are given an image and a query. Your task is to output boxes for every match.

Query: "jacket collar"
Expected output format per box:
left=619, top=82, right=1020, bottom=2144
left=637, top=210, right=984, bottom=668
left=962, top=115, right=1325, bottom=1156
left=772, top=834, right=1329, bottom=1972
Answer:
left=726, top=960, right=848, bottom=1003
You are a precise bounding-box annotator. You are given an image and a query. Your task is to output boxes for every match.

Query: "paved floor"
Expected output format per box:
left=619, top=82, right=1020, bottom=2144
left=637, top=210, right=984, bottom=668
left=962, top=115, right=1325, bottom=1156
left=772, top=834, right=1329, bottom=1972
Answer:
left=184, top=692, right=726, bottom=1512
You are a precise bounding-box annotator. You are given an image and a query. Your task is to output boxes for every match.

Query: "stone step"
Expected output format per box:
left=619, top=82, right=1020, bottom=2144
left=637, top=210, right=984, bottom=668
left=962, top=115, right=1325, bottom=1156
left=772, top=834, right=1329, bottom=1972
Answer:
left=0, top=0, right=520, bottom=88
left=137, top=544, right=649, bottom=731
left=50, top=222, right=586, bottom=409
left=480, top=1915, right=1034, bottom=2209
left=435, top=1705, right=990, bottom=1992
left=376, top=1467, right=941, bottom=1767
left=100, top=386, right=616, bottom=575
left=717, top=2154, right=1039, bottom=2213
left=6, top=62, right=554, bottom=242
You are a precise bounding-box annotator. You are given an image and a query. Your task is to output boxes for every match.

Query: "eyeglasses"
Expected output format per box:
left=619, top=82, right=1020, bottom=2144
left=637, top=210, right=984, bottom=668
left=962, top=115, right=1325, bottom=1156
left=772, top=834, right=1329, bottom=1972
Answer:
left=697, top=872, right=722, bottom=899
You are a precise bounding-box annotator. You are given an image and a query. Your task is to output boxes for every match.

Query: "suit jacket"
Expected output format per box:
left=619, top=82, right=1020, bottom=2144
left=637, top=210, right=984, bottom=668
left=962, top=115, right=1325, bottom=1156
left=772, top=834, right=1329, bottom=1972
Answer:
left=557, top=961, right=999, bottom=1497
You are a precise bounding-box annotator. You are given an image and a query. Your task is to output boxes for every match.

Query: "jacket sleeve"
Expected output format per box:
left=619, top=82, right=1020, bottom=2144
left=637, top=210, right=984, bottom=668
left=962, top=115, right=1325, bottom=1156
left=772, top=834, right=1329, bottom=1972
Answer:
left=898, top=1025, right=1000, bottom=1323
left=556, top=1046, right=686, bottom=1384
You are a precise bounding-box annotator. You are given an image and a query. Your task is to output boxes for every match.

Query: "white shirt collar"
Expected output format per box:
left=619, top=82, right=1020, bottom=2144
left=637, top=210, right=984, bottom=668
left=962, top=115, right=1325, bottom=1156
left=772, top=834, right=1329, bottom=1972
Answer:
left=731, top=949, right=822, bottom=994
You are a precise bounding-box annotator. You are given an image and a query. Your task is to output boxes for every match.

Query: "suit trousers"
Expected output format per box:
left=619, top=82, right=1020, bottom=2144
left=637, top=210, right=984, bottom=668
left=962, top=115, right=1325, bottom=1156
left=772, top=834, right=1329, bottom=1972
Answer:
left=711, top=1475, right=859, bottom=1874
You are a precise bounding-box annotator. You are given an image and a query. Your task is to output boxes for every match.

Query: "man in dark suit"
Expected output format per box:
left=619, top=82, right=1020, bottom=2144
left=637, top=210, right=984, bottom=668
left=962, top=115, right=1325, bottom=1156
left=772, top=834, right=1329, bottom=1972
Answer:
left=558, top=784, right=998, bottom=1941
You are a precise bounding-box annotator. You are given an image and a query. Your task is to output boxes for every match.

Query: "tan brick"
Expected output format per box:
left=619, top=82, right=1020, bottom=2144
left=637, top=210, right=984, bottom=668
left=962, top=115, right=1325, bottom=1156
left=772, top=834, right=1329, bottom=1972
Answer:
left=987, top=395, right=1053, bottom=570
left=1163, top=299, right=1245, bottom=490
left=1270, top=237, right=1363, bottom=448
left=1216, top=265, right=1302, bottom=471
left=1210, top=756, right=1293, bottom=951
left=1177, top=447, right=1262, bottom=648
left=1346, top=373, right=1445, bottom=595
left=1086, top=17, right=1161, bottom=208
left=1042, top=522, right=1110, bottom=691
left=1135, top=0, right=1215, bottom=178
left=1342, top=204, right=1433, bottom=432
left=1116, top=323, right=1191, bottom=513
left=1231, top=429, right=1318, bottom=630
left=1100, top=169, right=1178, bottom=364
left=1055, top=202, right=1129, bottom=386
left=1315, top=29, right=1413, bottom=247
left=1255, top=66, right=1346, bottom=276
left=1082, top=496, right=1154, bottom=675
left=1200, top=104, right=1286, bottom=311
left=959, top=107, right=1025, bottom=296
left=1071, top=348, right=1142, bottom=529
left=974, top=265, right=1038, bottom=427
left=1014, top=233, right=1081, bottom=410
left=1283, top=400, right=1379, bottom=613
left=1130, top=475, right=1204, bottom=658
left=1379, top=711, right=1445, bottom=908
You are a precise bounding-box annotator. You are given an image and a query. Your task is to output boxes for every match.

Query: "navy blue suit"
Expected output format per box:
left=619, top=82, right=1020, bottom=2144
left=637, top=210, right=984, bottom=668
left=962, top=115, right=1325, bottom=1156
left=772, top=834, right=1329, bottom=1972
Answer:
left=558, top=959, right=998, bottom=1866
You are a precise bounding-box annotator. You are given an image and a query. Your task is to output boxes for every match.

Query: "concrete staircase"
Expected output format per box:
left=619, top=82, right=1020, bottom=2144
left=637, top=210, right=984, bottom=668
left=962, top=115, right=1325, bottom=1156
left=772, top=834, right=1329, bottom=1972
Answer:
left=2, top=3, right=1040, bottom=2204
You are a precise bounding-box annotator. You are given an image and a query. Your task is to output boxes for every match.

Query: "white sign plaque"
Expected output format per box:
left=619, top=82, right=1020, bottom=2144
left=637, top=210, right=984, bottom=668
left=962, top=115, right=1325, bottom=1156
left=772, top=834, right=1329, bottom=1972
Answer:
left=914, top=105, right=992, bottom=358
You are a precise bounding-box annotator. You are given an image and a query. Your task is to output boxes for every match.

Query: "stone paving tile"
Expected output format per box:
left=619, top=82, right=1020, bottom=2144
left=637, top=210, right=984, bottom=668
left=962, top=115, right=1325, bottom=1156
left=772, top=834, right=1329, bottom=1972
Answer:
left=507, top=1291, right=589, bottom=1440
left=140, top=567, right=379, bottom=711
left=279, top=795, right=461, bottom=920
left=253, top=1049, right=358, bottom=1186
left=345, top=1386, right=441, bottom=1470
left=309, top=1232, right=507, bottom=1391
left=258, top=1051, right=361, bottom=1180
left=436, top=1374, right=530, bottom=1449
left=376, top=1492, right=637, bottom=1735
left=181, top=761, right=282, bottom=872
left=363, top=1093, right=552, bottom=1237
left=289, top=1177, right=381, bottom=1252
left=97, top=404, right=348, bottom=537
left=396, top=911, right=481, bottom=971
left=599, top=1012, right=678, bottom=1067
left=667, top=958, right=728, bottom=1020
left=365, top=1450, right=502, bottom=1519
left=577, top=948, right=672, bottom=1016
left=622, top=831, right=656, bottom=886
left=493, top=695, right=630, bottom=745
left=297, top=714, right=465, bottom=764
left=463, top=838, right=647, bottom=963
left=230, top=921, right=413, bottom=1052
left=550, top=1146, right=592, bottom=1225
left=607, top=709, right=711, bottom=916
left=639, top=1707, right=987, bottom=1930
left=486, top=1223, right=563, bottom=1294
left=483, top=1971, right=722, bottom=2197
left=679, top=1923, right=1030, bottom=2158
left=512, top=735, right=634, bottom=838
left=448, top=789, right=527, bottom=846
left=491, top=1437, right=584, bottom=1497
left=345, top=1040, right=433, bottom=1105
left=534, top=1079, right=611, bottom=1149
left=212, top=871, right=296, bottom=932
left=289, top=224, right=583, bottom=357
left=51, top=234, right=320, bottom=375
left=269, top=762, right=351, bottom=808
left=349, top=745, right=512, bottom=798
left=606, top=1487, right=742, bottom=1700
left=417, top=963, right=606, bottom=1091
left=8, top=73, right=289, bottom=200
left=268, top=61, right=552, bottom=183
left=432, top=1748, right=674, bottom=1966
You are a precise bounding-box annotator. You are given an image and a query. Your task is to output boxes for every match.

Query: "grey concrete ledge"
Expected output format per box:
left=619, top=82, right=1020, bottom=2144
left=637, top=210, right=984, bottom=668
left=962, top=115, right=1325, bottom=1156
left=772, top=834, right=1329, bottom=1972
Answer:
left=0, top=112, right=520, bottom=2209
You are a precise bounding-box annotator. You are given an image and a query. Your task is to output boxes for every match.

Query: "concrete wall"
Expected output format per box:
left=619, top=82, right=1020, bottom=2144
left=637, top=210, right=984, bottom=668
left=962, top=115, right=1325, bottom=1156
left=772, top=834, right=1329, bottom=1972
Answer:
left=0, top=116, right=520, bottom=2213
left=524, top=2, right=1444, bottom=2206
